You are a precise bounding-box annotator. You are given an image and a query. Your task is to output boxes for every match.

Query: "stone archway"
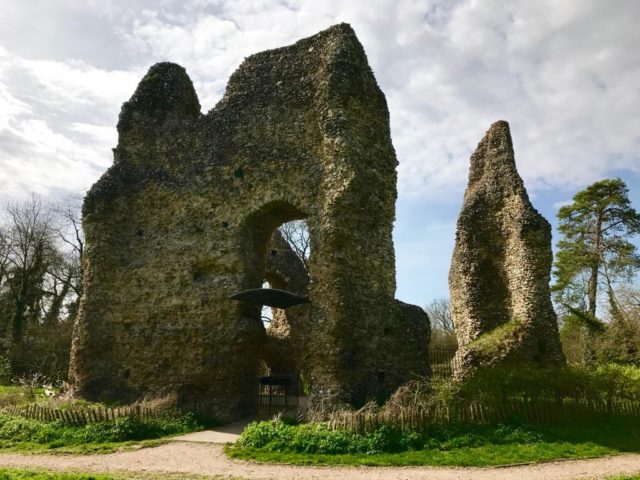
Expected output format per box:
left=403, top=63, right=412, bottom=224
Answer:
left=263, top=227, right=311, bottom=379
left=69, top=23, right=430, bottom=420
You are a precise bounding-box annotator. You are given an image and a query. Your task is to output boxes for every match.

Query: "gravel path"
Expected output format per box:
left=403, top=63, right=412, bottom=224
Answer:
left=2, top=443, right=640, bottom=480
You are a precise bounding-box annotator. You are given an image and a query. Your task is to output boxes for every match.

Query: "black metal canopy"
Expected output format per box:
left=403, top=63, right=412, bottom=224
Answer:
left=230, top=288, right=310, bottom=309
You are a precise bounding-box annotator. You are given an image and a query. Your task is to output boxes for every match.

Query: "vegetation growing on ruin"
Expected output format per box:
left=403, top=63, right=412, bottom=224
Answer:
left=466, top=318, right=522, bottom=355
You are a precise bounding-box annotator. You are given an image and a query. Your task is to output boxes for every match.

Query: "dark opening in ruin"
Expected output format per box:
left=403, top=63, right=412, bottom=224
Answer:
left=237, top=201, right=312, bottom=412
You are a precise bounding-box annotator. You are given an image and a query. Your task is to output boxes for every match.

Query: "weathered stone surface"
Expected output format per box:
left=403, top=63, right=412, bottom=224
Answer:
left=449, top=120, right=564, bottom=376
left=69, top=23, right=430, bottom=419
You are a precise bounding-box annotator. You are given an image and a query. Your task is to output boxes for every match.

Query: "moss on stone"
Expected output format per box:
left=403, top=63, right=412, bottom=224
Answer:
left=467, top=318, right=522, bottom=355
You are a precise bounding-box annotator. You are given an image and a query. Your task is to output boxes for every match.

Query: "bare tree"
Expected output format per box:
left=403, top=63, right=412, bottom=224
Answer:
left=0, top=195, right=84, bottom=381
left=0, top=226, right=11, bottom=344
left=617, top=285, right=640, bottom=312
left=50, top=195, right=84, bottom=301
left=2, top=196, right=55, bottom=342
left=278, top=219, right=310, bottom=272
left=0, top=226, right=10, bottom=290
left=425, top=298, right=457, bottom=347
left=425, top=298, right=454, bottom=334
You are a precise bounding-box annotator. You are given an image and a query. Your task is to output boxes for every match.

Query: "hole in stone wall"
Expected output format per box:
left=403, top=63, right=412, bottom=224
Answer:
left=261, top=280, right=273, bottom=327
left=193, top=271, right=205, bottom=283
left=263, top=218, right=311, bottom=330
left=192, top=261, right=215, bottom=284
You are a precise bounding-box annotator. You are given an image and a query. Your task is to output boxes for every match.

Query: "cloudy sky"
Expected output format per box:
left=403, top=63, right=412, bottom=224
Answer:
left=0, top=0, right=639, bottom=306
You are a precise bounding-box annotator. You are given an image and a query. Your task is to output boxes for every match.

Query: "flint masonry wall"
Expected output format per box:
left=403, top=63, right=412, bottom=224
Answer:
left=449, top=121, right=565, bottom=377
left=69, top=24, right=430, bottom=419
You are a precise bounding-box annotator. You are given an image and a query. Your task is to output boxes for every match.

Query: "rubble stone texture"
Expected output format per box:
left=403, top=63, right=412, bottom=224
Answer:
left=449, top=120, right=565, bottom=377
left=69, top=23, right=430, bottom=419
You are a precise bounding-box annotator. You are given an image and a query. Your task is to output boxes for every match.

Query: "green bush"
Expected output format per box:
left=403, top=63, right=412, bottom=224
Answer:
left=455, top=363, right=640, bottom=404
left=237, top=419, right=545, bottom=455
left=0, top=412, right=201, bottom=446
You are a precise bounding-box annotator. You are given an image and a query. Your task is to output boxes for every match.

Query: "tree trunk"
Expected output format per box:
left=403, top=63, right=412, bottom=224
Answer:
left=588, top=209, right=604, bottom=317
left=45, top=277, right=71, bottom=324
left=584, top=209, right=604, bottom=366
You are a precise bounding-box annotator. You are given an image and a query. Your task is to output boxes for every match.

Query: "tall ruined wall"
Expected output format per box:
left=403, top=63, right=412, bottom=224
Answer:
left=449, top=121, right=564, bottom=377
left=69, top=24, right=430, bottom=418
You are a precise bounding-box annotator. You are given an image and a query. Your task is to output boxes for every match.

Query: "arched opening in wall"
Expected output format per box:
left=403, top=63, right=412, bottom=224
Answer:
left=260, top=219, right=311, bottom=413
left=237, top=203, right=312, bottom=414
left=261, top=219, right=311, bottom=325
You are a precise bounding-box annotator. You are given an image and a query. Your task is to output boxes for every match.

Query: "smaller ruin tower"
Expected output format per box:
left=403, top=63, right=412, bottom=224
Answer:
left=449, top=120, right=565, bottom=376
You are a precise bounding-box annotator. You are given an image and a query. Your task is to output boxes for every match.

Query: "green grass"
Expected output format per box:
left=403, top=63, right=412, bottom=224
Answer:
left=0, top=438, right=169, bottom=455
left=0, top=386, right=45, bottom=404
left=0, top=469, right=116, bottom=480
left=226, top=418, right=640, bottom=467
left=0, top=385, right=107, bottom=409
left=226, top=442, right=614, bottom=466
left=0, top=386, right=42, bottom=395
left=467, top=318, right=521, bottom=354
left=0, top=468, right=243, bottom=480
left=0, top=412, right=205, bottom=454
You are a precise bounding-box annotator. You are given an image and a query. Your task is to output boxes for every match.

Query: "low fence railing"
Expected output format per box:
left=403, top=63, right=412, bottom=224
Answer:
left=0, top=400, right=219, bottom=427
left=327, top=398, right=640, bottom=433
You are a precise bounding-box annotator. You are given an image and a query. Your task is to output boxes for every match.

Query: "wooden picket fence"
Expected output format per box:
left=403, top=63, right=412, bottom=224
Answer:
left=5, top=396, right=640, bottom=432
left=327, top=398, right=640, bottom=434
left=1, top=400, right=220, bottom=427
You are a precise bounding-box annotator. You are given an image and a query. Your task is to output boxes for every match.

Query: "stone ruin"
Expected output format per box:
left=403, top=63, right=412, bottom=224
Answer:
left=69, top=24, right=431, bottom=420
left=449, top=121, right=565, bottom=376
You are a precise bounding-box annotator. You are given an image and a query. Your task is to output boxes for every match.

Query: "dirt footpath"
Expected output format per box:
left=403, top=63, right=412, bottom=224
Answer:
left=2, top=442, right=640, bottom=480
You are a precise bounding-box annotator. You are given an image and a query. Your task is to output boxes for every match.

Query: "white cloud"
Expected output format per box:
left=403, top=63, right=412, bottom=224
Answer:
left=553, top=199, right=572, bottom=209
left=0, top=0, right=638, bottom=203
left=0, top=47, right=138, bottom=200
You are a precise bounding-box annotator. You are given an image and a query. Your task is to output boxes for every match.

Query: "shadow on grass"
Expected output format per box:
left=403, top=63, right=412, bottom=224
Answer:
left=539, top=418, right=640, bottom=453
